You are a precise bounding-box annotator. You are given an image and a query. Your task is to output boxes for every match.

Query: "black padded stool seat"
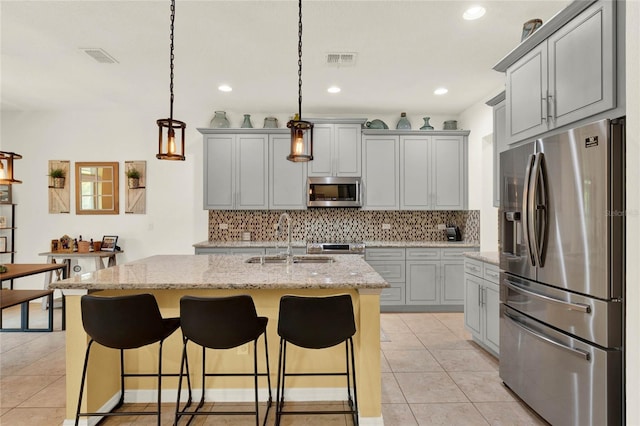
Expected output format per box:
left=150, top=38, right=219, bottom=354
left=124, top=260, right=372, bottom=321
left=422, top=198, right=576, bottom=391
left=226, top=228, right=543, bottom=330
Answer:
left=75, top=293, right=191, bottom=426
left=276, top=294, right=359, bottom=425
left=175, top=295, right=272, bottom=426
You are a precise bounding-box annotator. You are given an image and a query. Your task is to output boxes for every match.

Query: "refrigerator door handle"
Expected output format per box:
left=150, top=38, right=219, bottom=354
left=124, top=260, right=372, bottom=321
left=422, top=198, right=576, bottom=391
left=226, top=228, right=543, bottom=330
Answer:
left=504, top=279, right=592, bottom=313
left=522, top=154, right=536, bottom=266
left=504, top=311, right=591, bottom=361
left=530, top=152, right=548, bottom=267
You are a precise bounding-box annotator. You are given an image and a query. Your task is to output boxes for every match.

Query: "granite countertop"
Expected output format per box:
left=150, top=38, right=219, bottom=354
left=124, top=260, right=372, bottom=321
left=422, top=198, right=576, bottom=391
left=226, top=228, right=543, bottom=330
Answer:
left=49, top=254, right=389, bottom=291
left=463, top=251, right=500, bottom=266
left=193, top=240, right=480, bottom=249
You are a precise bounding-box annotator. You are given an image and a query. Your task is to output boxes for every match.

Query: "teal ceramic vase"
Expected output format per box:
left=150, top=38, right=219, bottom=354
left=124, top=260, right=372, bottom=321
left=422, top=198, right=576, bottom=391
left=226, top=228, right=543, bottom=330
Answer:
left=420, top=117, right=434, bottom=130
left=241, top=114, right=253, bottom=128
left=396, top=112, right=411, bottom=130
left=210, top=111, right=230, bottom=128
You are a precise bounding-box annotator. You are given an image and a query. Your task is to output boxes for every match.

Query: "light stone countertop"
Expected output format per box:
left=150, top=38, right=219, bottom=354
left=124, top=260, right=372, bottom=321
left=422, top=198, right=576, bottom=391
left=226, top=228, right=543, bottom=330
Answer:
left=49, top=254, right=389, bottom=291
left=463, top=251, right=500, bottom=266
left=193, top=240, right=480, bottom=249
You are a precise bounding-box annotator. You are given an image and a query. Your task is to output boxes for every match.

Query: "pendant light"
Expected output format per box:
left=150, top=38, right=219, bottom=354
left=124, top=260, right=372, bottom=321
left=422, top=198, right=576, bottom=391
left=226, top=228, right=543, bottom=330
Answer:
left=286, top=0, right=313, bottom=162
left=0, top=151, right=22, bottom=184
left=156, top=0, right=186, bottom=161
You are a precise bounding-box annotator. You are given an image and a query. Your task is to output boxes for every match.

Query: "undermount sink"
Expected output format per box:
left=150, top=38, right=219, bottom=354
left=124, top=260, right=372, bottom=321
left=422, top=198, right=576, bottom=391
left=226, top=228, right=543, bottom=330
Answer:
left=245, top=255, right=334, bottom=264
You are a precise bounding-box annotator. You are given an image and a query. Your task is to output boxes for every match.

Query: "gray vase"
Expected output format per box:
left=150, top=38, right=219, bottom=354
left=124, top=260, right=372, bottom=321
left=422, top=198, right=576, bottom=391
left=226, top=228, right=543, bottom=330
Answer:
left=210, top=111, right=230, bottom=128
left=264, top=117, right=278, bottom=128
left=396, top=112, right=411, bottom=130
left=241, top=114, right=253, bottom=128
left=420, top=117, right=434, bottom=130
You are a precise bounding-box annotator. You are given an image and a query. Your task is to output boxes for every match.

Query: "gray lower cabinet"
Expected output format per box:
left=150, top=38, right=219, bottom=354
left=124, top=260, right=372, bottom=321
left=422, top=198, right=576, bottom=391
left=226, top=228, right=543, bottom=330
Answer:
left=195, top=246, right=306, bottom=256
left=368, top=246, right=476, bottom=310
left=365, top=248, right=406, bottom=305
left=195, top=247, right=266, bottom=255
left=464, top=257, right=500, bottom=356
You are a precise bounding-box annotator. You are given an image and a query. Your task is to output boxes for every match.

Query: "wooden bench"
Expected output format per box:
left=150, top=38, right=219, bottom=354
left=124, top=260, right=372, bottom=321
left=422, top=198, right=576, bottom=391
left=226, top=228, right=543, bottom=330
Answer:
left=0, top=289, right=55, bottom=332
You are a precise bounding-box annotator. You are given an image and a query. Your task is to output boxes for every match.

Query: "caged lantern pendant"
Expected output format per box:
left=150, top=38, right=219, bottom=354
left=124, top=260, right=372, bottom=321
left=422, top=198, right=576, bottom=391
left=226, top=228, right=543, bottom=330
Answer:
left=0, top=151, right=23, bottom=184
left=156, top=0, right=186, bottom=161
left=286, top=0, right=313, bottom=162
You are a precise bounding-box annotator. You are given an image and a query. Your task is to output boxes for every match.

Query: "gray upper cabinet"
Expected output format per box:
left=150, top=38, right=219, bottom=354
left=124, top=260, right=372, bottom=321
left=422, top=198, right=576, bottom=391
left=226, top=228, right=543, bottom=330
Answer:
left=362, top=135, right=400, bottom=210
left=400, top=134, right=468, bottom=210
left=269, top=134, right=307, bottom=210
left=307, top=119, right=365, bottom=177
left=202, top=132, right=269, bottom=210
left=502, top=0, right=615, bottom=144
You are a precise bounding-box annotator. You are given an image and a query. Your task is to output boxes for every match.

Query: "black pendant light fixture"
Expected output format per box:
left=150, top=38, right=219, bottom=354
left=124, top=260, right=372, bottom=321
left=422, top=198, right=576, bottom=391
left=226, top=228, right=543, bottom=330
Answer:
left=0, top=151, right=23, bottom=184
left=286, top=0, right=313, bottom=162
left=156, top=0, right=186, bottom=161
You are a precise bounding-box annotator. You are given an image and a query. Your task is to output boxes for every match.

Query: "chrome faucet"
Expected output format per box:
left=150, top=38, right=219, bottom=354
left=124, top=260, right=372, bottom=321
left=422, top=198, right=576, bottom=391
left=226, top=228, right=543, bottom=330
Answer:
left=275, top=212, right=292, bottom=260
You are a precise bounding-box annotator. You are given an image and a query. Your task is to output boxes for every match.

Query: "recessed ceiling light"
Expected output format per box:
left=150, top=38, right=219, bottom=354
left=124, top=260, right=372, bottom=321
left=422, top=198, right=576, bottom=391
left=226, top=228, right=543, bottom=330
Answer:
left=218, top=85, right=232, bottom=92
left=463, top=6, right=486, bottom=20
left=327, top=86, right=341, bottom=94
left=434, top=87, right=448, bottom=95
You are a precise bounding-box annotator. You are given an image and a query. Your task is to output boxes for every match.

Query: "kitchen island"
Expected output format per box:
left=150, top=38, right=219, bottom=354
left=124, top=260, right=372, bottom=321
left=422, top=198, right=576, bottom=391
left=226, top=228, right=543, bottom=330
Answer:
left=50, top=254, right=389, bottom=424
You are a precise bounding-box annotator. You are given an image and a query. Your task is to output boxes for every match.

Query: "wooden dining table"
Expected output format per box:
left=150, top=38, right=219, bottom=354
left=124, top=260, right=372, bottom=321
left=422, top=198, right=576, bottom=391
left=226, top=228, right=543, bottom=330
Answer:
left=0, top=263, right=67, bottom=331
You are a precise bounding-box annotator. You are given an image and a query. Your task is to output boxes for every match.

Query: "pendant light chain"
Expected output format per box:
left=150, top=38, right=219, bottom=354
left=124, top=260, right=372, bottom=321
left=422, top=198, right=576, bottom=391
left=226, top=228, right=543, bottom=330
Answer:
left=297, top=0, right=303, bottom=118
left=156, top=0, right=186, bottom=161
left=169, top=0, right=175, bottom=121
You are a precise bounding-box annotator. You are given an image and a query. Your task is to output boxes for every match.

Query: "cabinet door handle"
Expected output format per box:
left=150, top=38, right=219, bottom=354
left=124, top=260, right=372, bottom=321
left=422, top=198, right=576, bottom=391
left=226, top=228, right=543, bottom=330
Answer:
left=541, top=96, right=548, bottom=121
left=548, top=94, right=555, bottom=121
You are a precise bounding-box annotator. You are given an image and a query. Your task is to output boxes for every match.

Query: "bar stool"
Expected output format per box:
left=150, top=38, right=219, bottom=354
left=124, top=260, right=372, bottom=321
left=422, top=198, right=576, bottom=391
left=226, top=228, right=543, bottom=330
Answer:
left=176, top=295, right=272, bottom=426
left=275, top=294, right=359, bottom=426
left=75, top=293, right=191, bottom=426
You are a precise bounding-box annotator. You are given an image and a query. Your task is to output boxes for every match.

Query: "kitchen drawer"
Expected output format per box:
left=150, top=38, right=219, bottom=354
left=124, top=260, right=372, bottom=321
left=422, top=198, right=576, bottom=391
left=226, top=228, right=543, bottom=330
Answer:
left=367, top=260, right=405, bottom=283
left=380, top=285, right=404, bottom=304
left=483, top=263, right=500, bottom=283
left=441, top=247, right=473, bottom=260
left=406, top=248, right=440, bottom=261
left=464, top=258, right=483, bottom=278
left=365, top=248, right=405, bottom=261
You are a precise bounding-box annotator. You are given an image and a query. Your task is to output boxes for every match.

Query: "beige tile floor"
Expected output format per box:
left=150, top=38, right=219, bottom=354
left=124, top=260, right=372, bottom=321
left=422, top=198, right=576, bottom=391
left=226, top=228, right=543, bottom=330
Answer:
left=0, top=304, right=548, bottom=425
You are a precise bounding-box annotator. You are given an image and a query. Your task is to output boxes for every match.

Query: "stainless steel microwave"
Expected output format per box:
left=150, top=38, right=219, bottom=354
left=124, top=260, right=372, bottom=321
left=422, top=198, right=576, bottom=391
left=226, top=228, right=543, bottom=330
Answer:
left=307, top=177, right=362, bottom=208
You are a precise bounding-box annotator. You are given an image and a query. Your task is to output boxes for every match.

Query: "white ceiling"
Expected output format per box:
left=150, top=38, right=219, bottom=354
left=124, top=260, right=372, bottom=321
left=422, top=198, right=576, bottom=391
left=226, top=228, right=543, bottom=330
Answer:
left=1, top=0, right=569, bottom=116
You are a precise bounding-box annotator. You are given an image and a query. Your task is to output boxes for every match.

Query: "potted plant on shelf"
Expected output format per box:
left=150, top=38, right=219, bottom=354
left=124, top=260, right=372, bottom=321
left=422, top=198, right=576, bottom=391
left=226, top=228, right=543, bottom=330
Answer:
left=126, top=168, right=141, bottom=189
left=49, top=168, right=66, bottom=188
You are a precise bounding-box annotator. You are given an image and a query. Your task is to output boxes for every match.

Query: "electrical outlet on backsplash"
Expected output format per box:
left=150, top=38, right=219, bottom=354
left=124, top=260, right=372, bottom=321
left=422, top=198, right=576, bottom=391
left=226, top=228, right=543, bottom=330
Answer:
left=208, top=210, right=480, bottom=243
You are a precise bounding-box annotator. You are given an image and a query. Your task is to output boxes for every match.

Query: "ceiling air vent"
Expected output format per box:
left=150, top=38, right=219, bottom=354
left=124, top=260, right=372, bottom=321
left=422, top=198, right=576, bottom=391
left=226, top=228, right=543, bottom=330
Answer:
left=326, top=52, right=357, bottom=67
left=81, top=48, right=119, bottom=64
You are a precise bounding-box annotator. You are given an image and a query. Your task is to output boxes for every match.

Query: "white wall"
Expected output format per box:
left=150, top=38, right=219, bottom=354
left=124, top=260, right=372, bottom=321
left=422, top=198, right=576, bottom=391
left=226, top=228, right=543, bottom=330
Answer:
left=1, top=108, right=211, bottom=289
left=458, top=94, right=498, bottom=252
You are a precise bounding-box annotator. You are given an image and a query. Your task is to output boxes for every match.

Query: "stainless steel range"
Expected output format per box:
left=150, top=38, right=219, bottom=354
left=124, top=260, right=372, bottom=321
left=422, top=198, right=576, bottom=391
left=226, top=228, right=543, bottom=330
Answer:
left=306, top=242, right=365, bottom=255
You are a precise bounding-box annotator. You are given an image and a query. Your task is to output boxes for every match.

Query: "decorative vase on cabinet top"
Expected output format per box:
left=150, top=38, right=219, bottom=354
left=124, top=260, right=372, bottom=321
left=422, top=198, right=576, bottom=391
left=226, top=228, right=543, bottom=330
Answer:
left=365, top=119, right=389, bottom=129
left=263, top=117, right=278, bottom=128
left=210, top=111, right=230, bottom=128
left=241, top=114, right=253, bottom=128
left=443, top=120, right=458, bottom=130
left=420, top=117, right=434, bottom=130
left=396, top=112, right=411, bottom=130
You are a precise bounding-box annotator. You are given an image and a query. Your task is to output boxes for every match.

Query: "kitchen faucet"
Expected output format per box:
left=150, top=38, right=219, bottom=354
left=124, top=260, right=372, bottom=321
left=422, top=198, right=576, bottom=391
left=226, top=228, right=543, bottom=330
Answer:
left=275, top=212, right=292, bottom=261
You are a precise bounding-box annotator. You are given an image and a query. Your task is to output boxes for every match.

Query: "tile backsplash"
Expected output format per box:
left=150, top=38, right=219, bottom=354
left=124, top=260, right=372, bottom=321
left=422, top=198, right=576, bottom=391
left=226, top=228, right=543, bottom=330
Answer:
left=208, top=210, right=479, bottom=243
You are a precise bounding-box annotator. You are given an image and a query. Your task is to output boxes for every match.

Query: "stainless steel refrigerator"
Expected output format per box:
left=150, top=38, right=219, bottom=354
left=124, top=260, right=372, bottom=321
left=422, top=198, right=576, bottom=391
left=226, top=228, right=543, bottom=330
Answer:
left=499, top=118, right=625, bottom=425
